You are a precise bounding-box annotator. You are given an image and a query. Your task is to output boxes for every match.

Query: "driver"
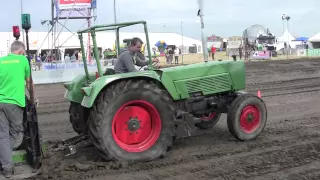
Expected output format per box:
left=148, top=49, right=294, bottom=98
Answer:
left=114, top=37, right=159, bottom=73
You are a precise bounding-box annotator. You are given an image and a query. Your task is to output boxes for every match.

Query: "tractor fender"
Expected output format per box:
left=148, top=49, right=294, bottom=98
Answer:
left=80, top=71, right=171, bottom=108
left=64, top=73, right=96, bottom=104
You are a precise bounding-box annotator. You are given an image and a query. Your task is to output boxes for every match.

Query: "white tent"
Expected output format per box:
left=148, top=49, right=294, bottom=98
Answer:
left=0, top=32, right=202, bottom=55
left=276, top=30, right=300, bottom=50
left=307, top=32, right=320, bottom=49
left=277, top=30, right=295, bottom=42
left=308, top=32, right=320, bottom=42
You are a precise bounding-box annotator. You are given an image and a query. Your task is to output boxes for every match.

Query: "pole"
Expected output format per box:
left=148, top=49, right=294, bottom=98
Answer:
left=113, top=0, right=118, bottom=58
left=25, top=30, right=34, bottom=104
left=181, top=22, right=184, bottom=65
left=25, top=29, right=42, bottom=169
left=197, top=0, right=208, bottom=62
left=287, top=19, right=290, bottom=59
left=87, top=8, right=92, bottom=63
left=51, top=0, right=55, bottom=60
left=47, top=22, right=50, bottom=49
left=20, top=0, right=25, bottom=44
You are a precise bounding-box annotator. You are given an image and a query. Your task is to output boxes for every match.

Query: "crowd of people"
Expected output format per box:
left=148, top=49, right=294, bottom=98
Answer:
left=164, top=46, right=181, bottom=64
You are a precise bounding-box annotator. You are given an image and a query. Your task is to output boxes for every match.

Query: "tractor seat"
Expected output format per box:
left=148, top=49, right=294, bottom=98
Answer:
left=104, top=68, right=115, bottom=75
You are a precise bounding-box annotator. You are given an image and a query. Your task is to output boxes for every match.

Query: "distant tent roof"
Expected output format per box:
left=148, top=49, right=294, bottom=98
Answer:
left=308, top=32, right=320, bottom=42
left=277, top=30, right=295, bottom=42
left=294, top=37, right=308, bottom=41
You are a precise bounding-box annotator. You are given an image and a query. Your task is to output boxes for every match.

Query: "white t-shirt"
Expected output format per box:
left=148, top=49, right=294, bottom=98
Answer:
left=174, top=49, right=180, bottom=56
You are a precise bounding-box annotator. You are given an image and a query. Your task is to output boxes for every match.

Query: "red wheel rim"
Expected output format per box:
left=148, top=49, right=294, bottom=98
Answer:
left=112, top=100, right=162, bottom=152
left=201, top=112, right=217, bottom=121
left=240, top=105, right=261, bottom=133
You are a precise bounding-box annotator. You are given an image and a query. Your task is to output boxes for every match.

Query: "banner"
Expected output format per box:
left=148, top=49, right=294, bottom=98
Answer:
left=55, top=0, right=92, bottom=18
left=252, top=51, right=271, bottom=59
left=307, top=49, right=320, bottom=56
left=38, top=60, right=112, bottom=71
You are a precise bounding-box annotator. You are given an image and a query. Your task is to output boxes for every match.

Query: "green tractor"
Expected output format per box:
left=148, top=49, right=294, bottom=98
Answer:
left=64, top=20, right=267, bottom=163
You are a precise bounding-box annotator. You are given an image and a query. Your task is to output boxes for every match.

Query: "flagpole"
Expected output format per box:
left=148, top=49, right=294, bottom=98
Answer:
left=20, top=0, right=25, bottom=43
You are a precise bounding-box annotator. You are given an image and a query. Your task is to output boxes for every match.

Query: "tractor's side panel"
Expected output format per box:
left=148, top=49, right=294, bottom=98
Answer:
left=159, top=60, right=245, bottom=99
left=174, top=73, right=232, bottom=99
left=64, top=73, right=96, bottom=103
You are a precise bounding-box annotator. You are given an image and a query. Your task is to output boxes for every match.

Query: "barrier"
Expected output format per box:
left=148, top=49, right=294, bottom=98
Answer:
left=32, top=63, right=142, bottom=84
left=251, top=51, right=271, bottom=59
left=32, top=66, right=113, bottom=84
left=307, top=49, right=320, bottom=57
left=36, top=59, right=116, bottom=71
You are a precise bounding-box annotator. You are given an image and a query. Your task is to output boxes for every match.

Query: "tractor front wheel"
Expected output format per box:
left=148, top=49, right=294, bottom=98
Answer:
left=88, top=80, right=175, bottom=163
left=227, top=94, right=267, bottom=141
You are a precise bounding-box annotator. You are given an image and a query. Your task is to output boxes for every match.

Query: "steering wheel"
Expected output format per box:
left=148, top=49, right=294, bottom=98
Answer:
left=139, top=61, right=159, bottom=70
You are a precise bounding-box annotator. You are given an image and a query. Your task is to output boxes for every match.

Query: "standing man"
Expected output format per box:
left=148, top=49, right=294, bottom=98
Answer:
left=211, top=45, right=216, bottom=60
left=0, top=40, right=35, bottom=178
left=168, top=47, right=174, bottom=64
left=238, top=45, right=243, bottom=60
left=174, top=47, right=180, bottom=64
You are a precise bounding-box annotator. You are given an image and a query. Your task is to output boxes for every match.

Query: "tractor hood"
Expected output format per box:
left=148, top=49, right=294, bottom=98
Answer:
left=157, top=60, right=246, bottom=99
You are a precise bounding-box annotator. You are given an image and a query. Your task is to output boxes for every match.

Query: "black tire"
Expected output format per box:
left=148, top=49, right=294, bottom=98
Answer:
left=227, top=93, right=267, bottom=141
left=195, top=112, right=221, bottom=129
left=69, top=102, right=89, bottom=134
left=88, top=79, right=175, bottom=163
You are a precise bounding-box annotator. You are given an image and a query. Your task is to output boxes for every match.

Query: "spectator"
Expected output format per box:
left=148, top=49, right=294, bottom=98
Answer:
left=211, top=46, right=216, bottom=60
left=168, top=48, right=174, bottom=64
left=174, top=47, right=180, bottom=64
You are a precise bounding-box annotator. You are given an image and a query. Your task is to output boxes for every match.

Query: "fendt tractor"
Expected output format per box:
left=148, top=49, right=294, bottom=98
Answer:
left=64, top=3, right=267, bottom=164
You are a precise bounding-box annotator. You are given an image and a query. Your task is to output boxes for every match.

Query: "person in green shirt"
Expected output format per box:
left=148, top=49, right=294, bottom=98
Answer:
left=0, top=40, right=36, bottom=178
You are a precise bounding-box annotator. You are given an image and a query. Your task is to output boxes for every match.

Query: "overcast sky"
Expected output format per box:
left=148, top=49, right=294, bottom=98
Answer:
left=1, top=0, right=320, bottom=40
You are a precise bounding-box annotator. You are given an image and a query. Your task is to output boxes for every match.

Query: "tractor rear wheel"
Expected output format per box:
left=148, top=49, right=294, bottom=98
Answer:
left=195, top=112, right=221, bottom=129
left=69, top=102, right=88, bottom=134
left=227, top=94, right=267, bottom=141
left=88, top=79, right=175, bottom=163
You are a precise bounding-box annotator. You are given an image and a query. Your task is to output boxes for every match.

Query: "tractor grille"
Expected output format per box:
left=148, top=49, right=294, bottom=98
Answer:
left=184, top=74, right=231, bottom=94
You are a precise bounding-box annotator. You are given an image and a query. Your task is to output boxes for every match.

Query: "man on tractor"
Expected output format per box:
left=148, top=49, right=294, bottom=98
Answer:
left=0, top=41, right=36, bottom=178
left=114, top=37, right=159, bottom=73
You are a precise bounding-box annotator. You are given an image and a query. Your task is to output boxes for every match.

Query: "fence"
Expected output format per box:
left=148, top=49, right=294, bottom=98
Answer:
left=243, top=48, right=320, bottom=60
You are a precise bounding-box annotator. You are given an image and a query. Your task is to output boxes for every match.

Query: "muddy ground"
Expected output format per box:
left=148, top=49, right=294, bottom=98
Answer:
left=29, top=58, right=320, bottom=180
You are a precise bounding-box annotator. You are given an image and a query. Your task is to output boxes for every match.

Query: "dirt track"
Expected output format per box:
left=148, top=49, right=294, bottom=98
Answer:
left=29, top=58, right=320, bottom=180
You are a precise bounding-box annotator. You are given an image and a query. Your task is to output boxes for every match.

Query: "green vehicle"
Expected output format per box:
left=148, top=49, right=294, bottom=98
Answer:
left=64, top=20, right=267, bottom=163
